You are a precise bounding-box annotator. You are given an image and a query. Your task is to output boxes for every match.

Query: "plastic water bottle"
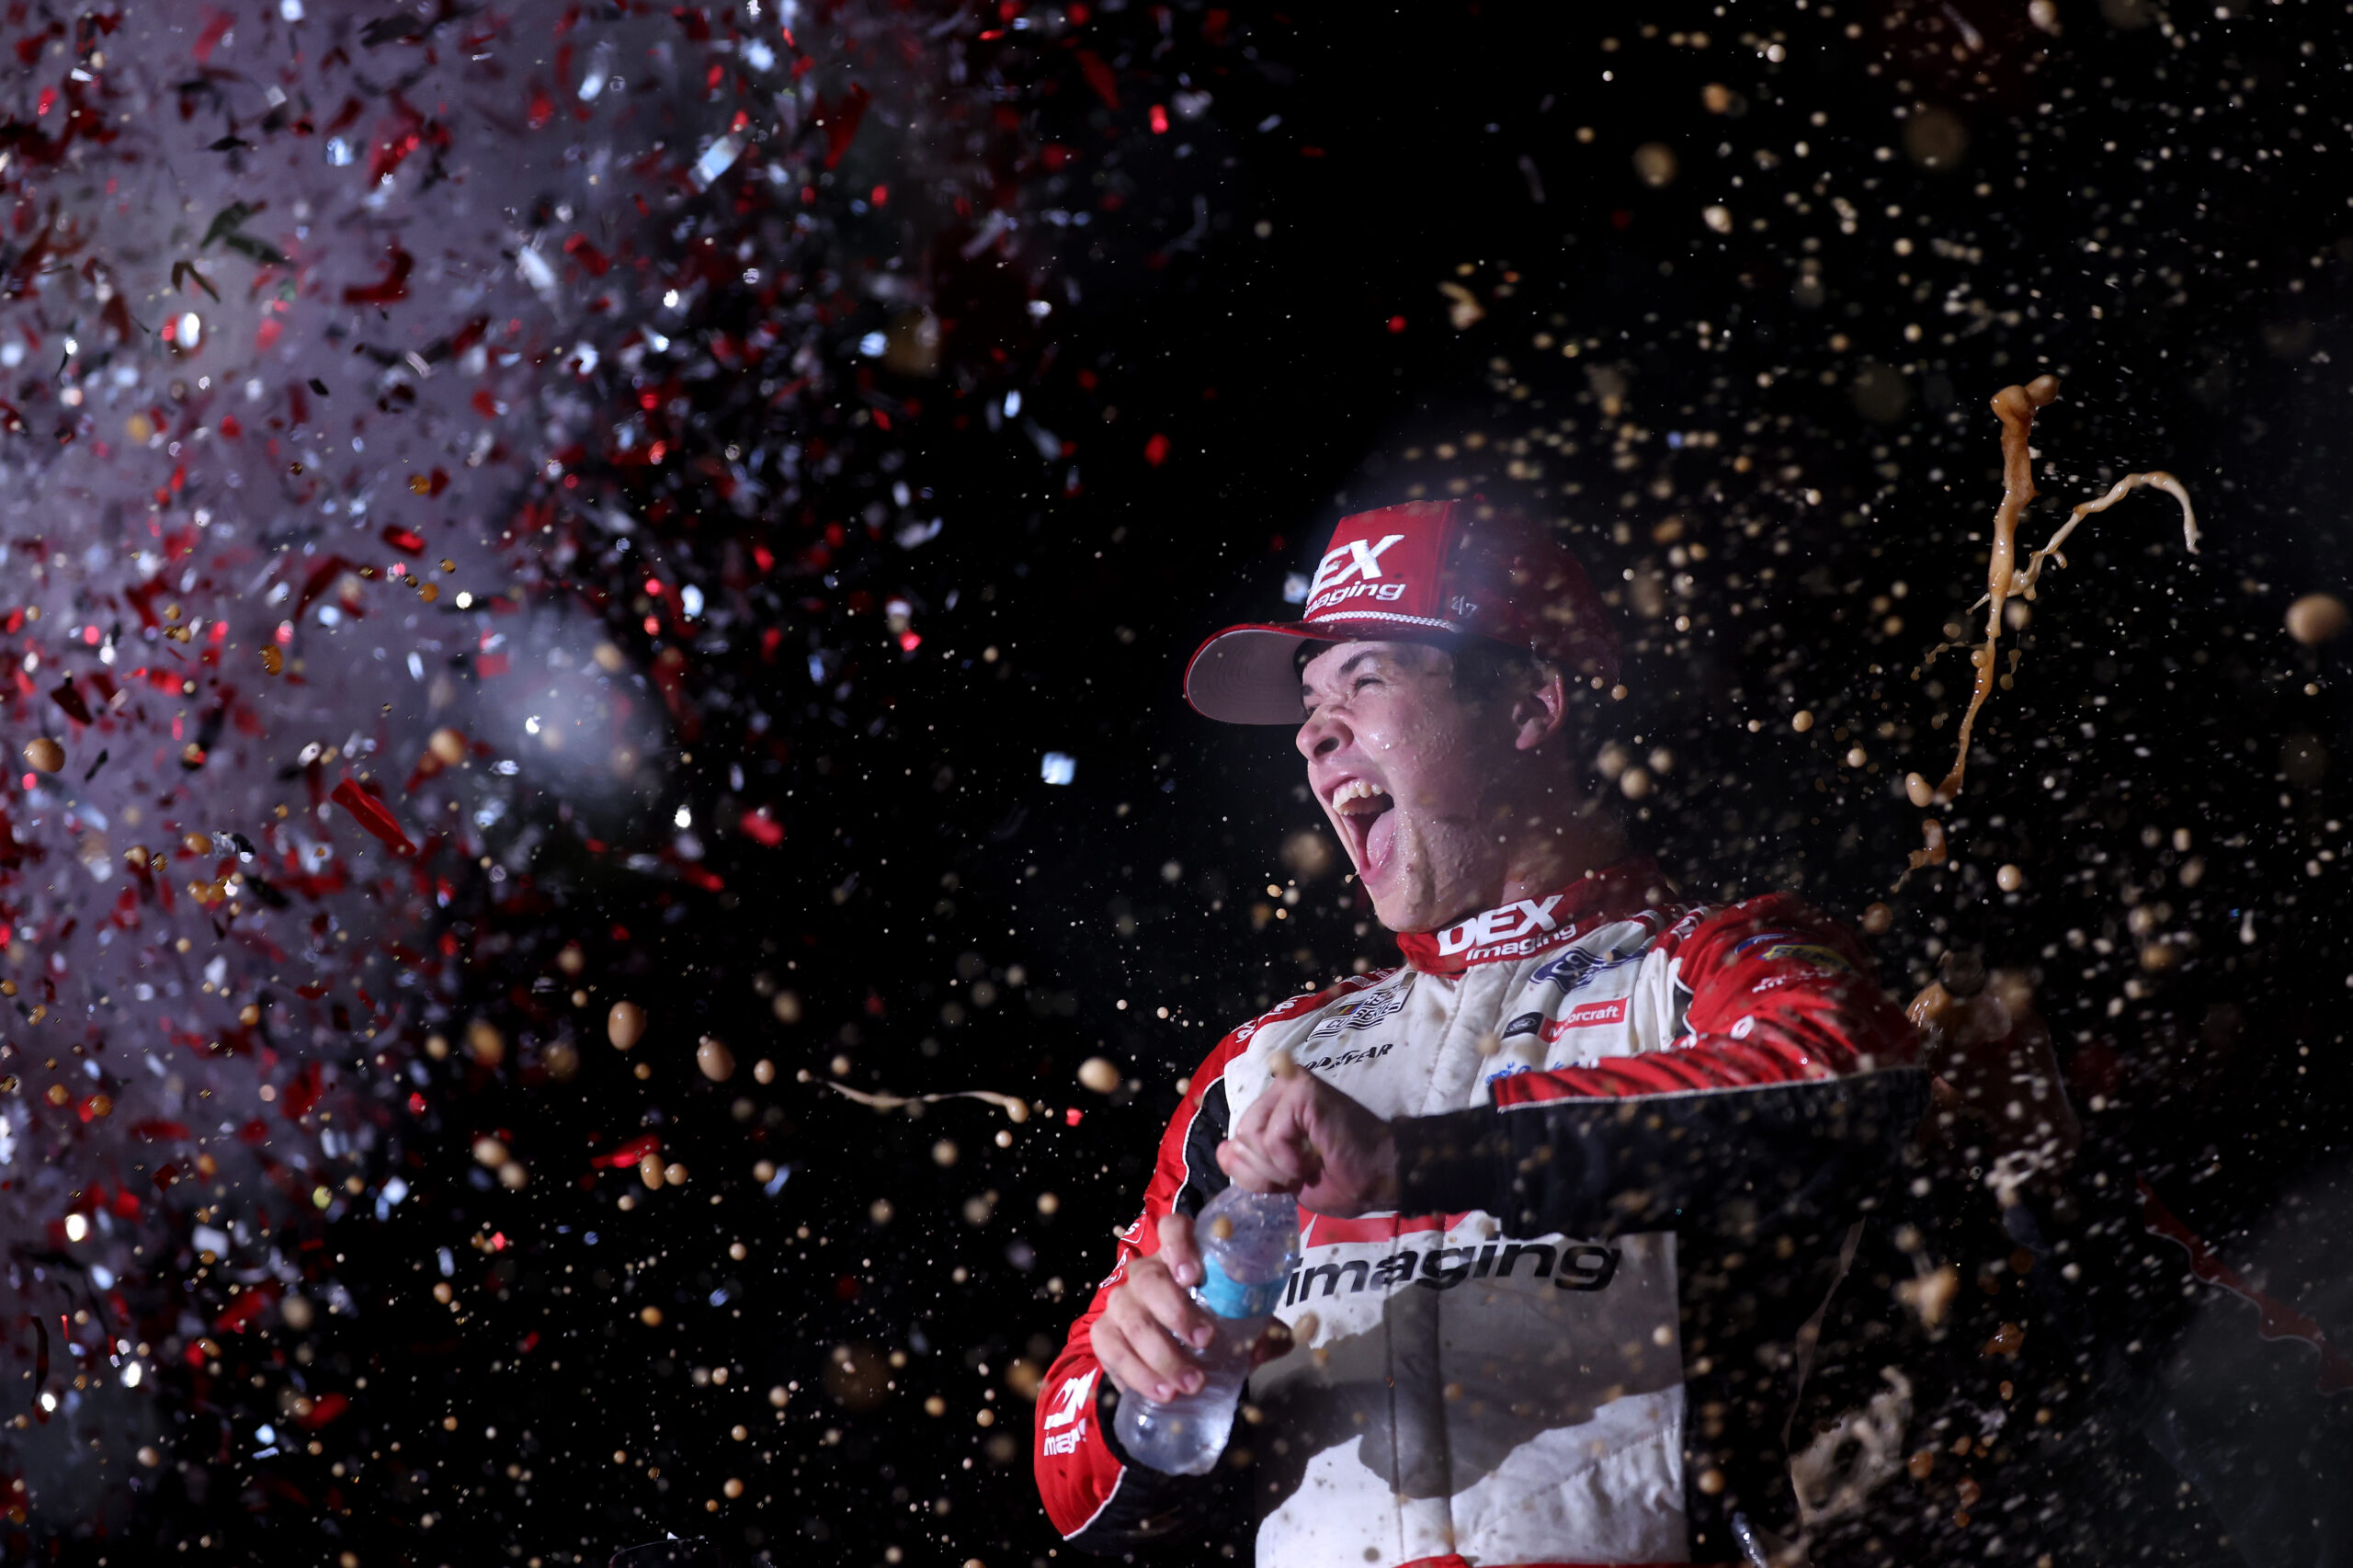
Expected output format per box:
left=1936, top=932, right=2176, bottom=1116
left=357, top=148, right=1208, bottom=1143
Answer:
left=1112, top=1185, right=1300, bottom=1475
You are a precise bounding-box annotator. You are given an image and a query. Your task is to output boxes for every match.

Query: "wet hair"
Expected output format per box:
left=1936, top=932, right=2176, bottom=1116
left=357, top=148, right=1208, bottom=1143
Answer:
left=1444, top=636, right=1556, bottom=710
left=1446, top=638, right=1595, bottom=779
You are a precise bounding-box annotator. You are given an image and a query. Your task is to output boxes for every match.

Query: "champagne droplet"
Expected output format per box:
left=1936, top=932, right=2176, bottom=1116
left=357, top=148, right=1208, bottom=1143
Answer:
left=608, top=1001, right=647, bottom=1051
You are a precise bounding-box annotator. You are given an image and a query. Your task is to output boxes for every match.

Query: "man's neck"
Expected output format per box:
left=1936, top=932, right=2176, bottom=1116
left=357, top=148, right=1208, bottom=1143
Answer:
left=1446, top=790, right=1632, bottom=926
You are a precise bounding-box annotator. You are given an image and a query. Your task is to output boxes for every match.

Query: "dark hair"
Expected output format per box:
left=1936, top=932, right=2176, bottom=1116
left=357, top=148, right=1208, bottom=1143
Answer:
left=1445, top=637, right=1556, bottom=708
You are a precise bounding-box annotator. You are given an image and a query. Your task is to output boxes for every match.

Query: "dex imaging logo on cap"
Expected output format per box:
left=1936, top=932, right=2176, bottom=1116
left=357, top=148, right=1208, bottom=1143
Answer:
left=1307, top=532, right=1404, bottom=595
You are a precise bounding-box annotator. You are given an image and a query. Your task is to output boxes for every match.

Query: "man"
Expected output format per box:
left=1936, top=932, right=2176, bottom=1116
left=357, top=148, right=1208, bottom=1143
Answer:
left=1034, top=501, right=1928, bottom=1567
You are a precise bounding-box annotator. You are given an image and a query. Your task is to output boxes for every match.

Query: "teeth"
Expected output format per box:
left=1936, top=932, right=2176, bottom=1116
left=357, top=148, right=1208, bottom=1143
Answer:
left=1327, top=778, right=1384, bottom=812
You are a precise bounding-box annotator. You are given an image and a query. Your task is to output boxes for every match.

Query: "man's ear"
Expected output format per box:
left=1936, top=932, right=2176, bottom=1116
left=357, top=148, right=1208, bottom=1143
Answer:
left=1508, top=662, right=1569, bottom=753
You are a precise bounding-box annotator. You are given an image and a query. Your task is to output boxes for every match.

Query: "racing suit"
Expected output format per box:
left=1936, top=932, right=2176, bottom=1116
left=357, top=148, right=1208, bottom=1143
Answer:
left=1033, top=857, right=1927, bottom=1567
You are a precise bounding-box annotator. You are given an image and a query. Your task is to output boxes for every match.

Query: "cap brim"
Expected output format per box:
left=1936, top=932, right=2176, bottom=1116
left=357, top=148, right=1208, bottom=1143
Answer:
left=1186, top=619, right=1460, bottom=724
left=1184, top=624, right=1325, bottom=724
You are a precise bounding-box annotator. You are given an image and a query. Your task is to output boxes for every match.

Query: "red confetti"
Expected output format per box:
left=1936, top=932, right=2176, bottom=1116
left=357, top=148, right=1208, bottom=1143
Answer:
left=561, top=233, right=610, bottom=278
left=50, top=676, right=91, bottom=725
left=343, top=245, right=415, bottom=306
left=1143, top=433, right=1170, bottom=467
left=301, top=1392, right=350, bottom=1428
left=1075, top=50, right=1120, bottom=109
left=818, top=84, right=870, bottom=168
left=192, top=10, right=233, bottom=62
left=291, top=555, right=356, bottom=619
left=329, top=778, right=418, bottom=859
left=215, top=1290, right=269, bottom=1335
left=598, top=1133, right=662, bottom=1168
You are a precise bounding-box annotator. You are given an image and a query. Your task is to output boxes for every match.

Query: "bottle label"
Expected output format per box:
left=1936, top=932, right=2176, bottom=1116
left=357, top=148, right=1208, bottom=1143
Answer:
left=1193, top=1256, right=1281, bottom=1320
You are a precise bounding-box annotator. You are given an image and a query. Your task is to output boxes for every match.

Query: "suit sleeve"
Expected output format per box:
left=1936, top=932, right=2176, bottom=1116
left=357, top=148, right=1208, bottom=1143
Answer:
left=1031, top=1027, right=1247, bottom=1551
left=1394, top=894, right=1929, bottom=1238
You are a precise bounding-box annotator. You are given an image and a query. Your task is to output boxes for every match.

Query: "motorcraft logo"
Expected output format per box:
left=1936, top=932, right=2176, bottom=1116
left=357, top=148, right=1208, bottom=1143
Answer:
left=1541, top=997, right=1628, bottom=1037
left=1435, top=895, right=1567, bottom=959
left=1283, top=1238, right=1619, bottom=1302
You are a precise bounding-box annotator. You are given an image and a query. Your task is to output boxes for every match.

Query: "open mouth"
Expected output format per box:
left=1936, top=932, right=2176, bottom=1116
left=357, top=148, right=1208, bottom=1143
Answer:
left=1326, top=778, right=1397, bottom=882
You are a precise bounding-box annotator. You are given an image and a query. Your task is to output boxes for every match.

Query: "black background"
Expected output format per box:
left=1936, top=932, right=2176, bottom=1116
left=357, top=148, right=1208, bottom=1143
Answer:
left=80, top=3, right=2353, bottom=1565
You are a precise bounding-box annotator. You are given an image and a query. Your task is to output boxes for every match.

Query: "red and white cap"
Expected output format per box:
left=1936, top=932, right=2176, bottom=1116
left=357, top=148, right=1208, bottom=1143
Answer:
left=1184, top=501, right=1620, bottom=724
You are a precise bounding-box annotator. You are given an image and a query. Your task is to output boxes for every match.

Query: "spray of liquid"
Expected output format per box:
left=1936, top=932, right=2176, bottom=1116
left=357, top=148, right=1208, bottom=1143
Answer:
left=1900, top=375, right=2199, bottom=880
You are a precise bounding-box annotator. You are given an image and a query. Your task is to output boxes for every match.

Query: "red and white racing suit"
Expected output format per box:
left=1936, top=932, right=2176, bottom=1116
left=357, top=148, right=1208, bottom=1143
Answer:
left=1034, top=857, right=1927, bottom=1567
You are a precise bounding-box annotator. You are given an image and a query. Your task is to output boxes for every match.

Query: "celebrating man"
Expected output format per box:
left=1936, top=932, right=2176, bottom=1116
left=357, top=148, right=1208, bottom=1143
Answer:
left=1033, top=501, right=1928, bottom=1567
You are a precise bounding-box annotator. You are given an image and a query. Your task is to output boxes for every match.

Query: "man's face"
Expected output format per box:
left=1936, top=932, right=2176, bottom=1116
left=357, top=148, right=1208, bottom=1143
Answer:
left=1296, top=641, right=1518, bottom=934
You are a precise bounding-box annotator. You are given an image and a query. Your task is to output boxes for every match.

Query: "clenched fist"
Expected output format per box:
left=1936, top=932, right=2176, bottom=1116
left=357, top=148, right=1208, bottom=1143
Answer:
left=1216, top=1056, right=1400, bottom=1218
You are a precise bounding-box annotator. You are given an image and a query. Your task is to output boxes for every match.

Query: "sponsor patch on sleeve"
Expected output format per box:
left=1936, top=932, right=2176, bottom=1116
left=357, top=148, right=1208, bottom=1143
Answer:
left=1758, top=941, right=1853, bottom=972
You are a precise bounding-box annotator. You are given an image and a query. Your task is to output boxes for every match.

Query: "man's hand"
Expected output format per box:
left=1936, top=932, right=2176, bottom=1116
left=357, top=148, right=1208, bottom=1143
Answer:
left=1217, top=1056, right=1399, bottom=1217
left=1094, top=1213, right=1214, bottom=1404
left=1093, top=1213, right=1294, bottom=1404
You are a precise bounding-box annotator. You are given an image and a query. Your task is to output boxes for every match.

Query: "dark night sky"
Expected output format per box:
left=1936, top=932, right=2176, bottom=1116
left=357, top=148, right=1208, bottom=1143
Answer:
left=17, top=3, right=2353, bottom=1566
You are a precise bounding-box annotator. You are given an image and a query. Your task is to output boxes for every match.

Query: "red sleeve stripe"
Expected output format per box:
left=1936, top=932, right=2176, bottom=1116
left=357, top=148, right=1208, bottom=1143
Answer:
left=1493, top=895, right=1916, bottom=1108
left=1496, top=1039, right=1836, bottom=1104
left=1035, top=983, right=1373, bottom=1543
